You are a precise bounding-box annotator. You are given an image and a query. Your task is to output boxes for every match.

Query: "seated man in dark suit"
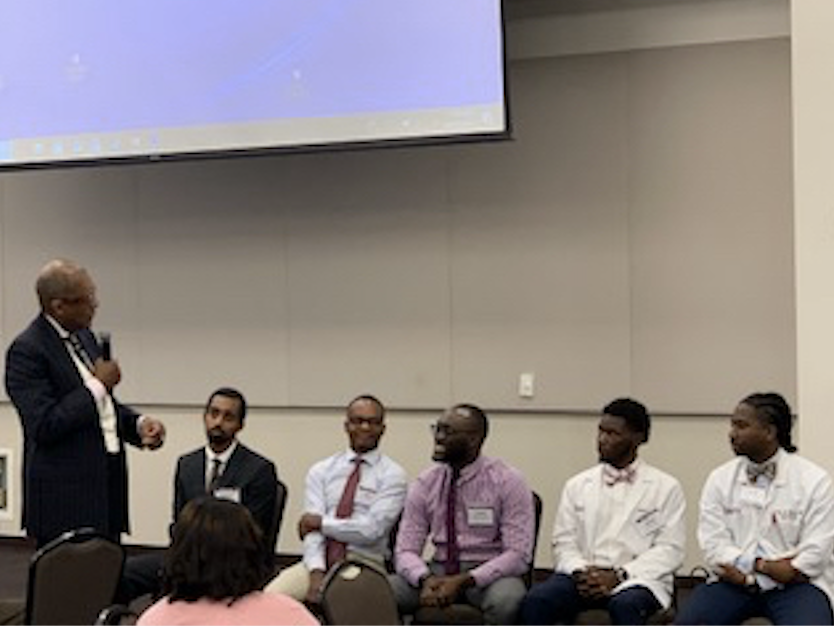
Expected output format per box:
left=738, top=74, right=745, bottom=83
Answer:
left=119, top=386, right=280, bottom=603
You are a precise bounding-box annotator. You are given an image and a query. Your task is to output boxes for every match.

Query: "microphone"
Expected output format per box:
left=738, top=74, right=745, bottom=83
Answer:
left=99, top=332, right=112, bottom=361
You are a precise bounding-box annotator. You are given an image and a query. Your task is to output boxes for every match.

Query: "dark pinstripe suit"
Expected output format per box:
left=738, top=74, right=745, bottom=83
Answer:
left=4, top=314, right=142, bottom=545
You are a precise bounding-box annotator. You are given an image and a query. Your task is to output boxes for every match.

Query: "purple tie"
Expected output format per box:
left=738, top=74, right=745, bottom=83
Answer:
left=446, top=468, right=460, bottom=575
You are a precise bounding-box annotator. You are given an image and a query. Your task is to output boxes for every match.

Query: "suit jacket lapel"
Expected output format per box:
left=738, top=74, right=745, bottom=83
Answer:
left=37, top=315, right=84, bottom=387
left=217, top=444, right=247, bottom=488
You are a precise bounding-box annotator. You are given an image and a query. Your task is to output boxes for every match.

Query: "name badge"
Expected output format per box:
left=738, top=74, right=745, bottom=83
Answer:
left=213, top=487, right=242, bottom=503
left=467, top=507, right=495, bottom=527
left=739, top=485, right=766, bottom=508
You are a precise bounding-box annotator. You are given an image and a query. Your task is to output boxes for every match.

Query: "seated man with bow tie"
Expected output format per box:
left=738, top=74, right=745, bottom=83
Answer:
left=675, top=392, right=834, bottom=625
left=521, top=398, right=686, bottom=625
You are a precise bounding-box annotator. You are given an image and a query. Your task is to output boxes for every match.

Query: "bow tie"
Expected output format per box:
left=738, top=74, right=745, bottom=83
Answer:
left=603, top=465, right=636, bottom=487
left=746, top=461, right=777, bottom=483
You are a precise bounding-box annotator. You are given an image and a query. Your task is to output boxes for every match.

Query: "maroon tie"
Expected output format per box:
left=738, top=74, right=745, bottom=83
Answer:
left=325, top=457, right=363, bottom=568
left=445, top=468, right=460, bottom=575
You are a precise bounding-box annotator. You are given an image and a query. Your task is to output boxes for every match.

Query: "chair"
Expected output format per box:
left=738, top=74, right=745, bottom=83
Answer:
left=319, top=557, right=401, bottom=625
left=268, top=479, right=289, bottom=555
left=94, top=604, right=138, bottom=625
left=412, top=491, right=543, bottom=625
left=25, top=528, right=125, bottom=625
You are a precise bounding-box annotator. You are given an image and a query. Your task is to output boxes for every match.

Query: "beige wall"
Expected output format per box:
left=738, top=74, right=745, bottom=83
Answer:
left=0, top=0, right=800, bottom=575
left=791, top=1, right=834, bottom=476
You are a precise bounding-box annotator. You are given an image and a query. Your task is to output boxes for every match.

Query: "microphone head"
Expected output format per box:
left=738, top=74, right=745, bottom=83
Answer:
left=99, top=331, right=112, bottom=361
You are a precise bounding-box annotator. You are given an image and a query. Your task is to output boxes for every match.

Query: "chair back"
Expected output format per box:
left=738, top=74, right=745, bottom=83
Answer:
left=320, top=558, right=401, bottom=625
left=267, top=478, right=289, bottom=554
left=94, top=604, right=138, bottom=625
left=526, top=491, right=544, bottom=585
left=26, top=528, right=125, bottom=625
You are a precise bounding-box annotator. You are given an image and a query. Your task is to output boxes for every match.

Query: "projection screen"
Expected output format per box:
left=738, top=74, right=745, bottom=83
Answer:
left=0, top=0, right=508, bottom=168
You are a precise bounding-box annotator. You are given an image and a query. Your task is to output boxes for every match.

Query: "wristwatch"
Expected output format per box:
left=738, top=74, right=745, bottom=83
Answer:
left=615, top=567, right=629, bottom=583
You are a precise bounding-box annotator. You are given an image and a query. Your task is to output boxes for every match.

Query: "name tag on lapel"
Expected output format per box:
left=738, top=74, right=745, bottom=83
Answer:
left=213, top=487, right=242, bottom=503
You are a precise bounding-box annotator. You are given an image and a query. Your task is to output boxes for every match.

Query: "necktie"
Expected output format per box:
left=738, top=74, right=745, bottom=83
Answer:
left=747, top=461, right=777, bottom=483
left=445, top=467, right=461, bottom=575
left=603, top=464, right=636, bottom=487
left=66, top=333, right=94, bottom=370
left=325, top=457, right=363, bottom=568
left=207, top=458, right=222, bottom=493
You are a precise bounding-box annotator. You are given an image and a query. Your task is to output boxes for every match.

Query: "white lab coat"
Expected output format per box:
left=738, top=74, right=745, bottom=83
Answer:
left=553, top=460, right=686, bottom=608
left=699, top=448, right=834, bottom=603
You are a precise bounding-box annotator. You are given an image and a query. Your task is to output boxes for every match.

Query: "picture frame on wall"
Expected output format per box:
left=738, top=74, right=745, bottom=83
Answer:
left=0, top=448, right=12, bottom=520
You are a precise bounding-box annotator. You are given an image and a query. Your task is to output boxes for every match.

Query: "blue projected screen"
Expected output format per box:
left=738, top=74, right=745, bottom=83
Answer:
left=0, top=0, right=507, bottom=168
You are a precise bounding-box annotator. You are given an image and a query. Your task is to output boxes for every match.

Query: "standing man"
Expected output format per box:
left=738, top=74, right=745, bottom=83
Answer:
left=121, top=386, right=280, bottom=602
left=390, top=403, right=535, bottom=625
left=520, top=398, right=686, bottom=625
left=676, top=392, right=834, bottom=625
left=4, top=258, right=166, bottom=547
left=266, top=394, right=407, bottom=605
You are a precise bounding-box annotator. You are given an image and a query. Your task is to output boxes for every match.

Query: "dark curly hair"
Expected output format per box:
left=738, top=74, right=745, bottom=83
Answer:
left=162, top=496, right=272, bottom=604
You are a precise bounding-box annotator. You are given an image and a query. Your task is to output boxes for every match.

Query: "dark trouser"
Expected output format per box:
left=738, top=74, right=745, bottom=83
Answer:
left=520, top=572, right=661, bottom=625
left=674, top=581, right=833, bottom=625
left=34, top=454, right=124, bottom=550
left=117, top=552, right=165, bottom=604
left=105, top=453, right=126, bottom=543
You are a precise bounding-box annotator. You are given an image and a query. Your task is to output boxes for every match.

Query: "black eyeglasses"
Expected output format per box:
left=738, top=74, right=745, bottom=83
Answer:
left=347, top=416, right=384, bottom=428
left=60, top=292, right=98, bottom=307
left=430, top=423, right=476, bottom=438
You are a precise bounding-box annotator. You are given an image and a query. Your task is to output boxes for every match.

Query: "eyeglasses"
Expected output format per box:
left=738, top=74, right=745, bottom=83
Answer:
left=60, top=292, right=98, bottom=307
left=347, top=416, right=384, bottom=428
left=430, top=423, right=476, bottom=438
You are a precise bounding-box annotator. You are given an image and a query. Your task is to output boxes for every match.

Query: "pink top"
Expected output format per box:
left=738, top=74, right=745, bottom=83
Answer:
left=137, top=591, right=319, bottom=625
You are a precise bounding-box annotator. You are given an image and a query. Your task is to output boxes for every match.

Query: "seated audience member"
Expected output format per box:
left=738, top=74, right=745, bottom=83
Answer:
left=389, top=403, right=535, bottom=625
left=675, top=392, right=834, bottom=625
left=267, top=394, right=406, bottom=604
left=121, top=387, right=279, bottom=602
left=520, top=398, right=686, bottom=625
left=138, top=496, right=318, bottom=625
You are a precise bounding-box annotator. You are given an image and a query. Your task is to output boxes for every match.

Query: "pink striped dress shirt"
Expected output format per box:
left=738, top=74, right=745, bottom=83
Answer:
left=395, top=455, right=534, bottom=588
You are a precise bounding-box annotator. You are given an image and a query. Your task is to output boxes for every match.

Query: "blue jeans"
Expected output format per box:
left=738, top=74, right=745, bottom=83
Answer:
left=520, top=573, right=661, bottom=625
left=674, top=581, right=833, bottom=625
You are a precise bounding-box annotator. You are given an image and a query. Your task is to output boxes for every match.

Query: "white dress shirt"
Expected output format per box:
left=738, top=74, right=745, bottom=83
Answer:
left=204, top=440, right=237, bottom=491
left=698, top=448, right=834, bottom=603
left=46, top=315, right=120, bottom=453
left=303, top=447, right=407, bottom=572
left=553, top=459, right=686, bottom=609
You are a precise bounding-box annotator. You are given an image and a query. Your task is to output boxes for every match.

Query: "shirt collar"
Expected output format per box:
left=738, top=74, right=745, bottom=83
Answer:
left=347, top=447, right=381, bottom=466
left=45, top=314, right=72, bottom=339
left=205, top=440, right=238, bottom=465
left=455, top=455, right=486, bottom=482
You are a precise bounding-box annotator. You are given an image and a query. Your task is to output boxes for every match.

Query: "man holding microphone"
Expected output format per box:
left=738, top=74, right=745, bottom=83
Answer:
left=5, top=258, right=165, bottom=547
